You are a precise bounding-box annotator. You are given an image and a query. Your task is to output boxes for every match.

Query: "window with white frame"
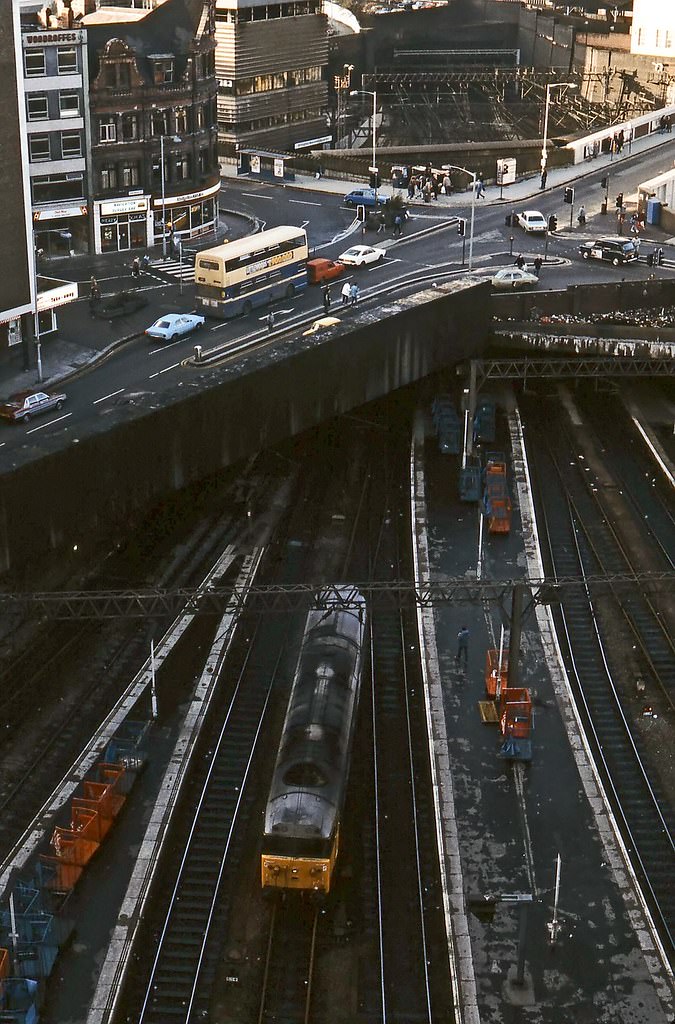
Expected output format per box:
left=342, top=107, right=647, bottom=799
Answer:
left=121, top=162, right=140, bottom=187
left=59, top=92, right=80, bottom=118
left=24, top=49, right=45, bottom=77
left=61, top=131, right=82, bottom=158
left=27, top=93, right=49, bottom=121
left=100, top=164, right=118, bottom=189
left=29, top=134, right=50, bottom=161
left=99, top=118, right=117, bottom=143
left=57, top=47, right=77, bottom=74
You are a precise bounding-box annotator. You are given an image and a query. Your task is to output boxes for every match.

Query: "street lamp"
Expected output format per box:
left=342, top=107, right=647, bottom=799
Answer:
left=160, top=134, right=182, bottom=257
left=350, top=89, right=378, bottom=202
left=541, top=82, right=576, bottom=185
left=442, top=163, right=477, bottom=270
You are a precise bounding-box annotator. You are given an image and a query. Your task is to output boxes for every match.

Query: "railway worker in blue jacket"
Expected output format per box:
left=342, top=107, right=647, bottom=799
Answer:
left=455, top=626, right=470, bottom=667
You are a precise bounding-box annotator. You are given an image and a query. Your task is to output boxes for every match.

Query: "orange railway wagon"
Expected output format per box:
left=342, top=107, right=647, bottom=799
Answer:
left=498, top=687, right=533, bottom=762
left=483, top=454, right=512, bottom=534
left=485, top=648, right=509, bottom=699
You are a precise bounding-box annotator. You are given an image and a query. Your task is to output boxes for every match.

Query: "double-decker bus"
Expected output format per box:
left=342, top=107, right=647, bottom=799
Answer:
left=194, top=226, right=309, bottom=319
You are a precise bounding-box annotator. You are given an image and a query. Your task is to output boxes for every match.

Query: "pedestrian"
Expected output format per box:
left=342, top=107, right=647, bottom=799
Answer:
left=657, top=247, right=664, bottom=266
left=667, top=115, right=672, bottom=133
left=141, top=254, right=150, bottom=272
left=443, top=174, right=452, bottom=195
left=617, top=128, right=624, bottom=152
left=540, top=167, right=547, bottom=190
left=89, top=276, right=101, bottom=315
left=407, top=179, right=415, bottom=200
left=376, top=214, right=386, bottom=234
left=350, top=282, right=359, bottom=306
left=515, top=253, right=525, bottom=270
left=132, top=257, right=140, bottom=279
left=322, top=286, right=331, bottom=313
left=476, top=174, right=485, bottom=199
left=455, top=625, right=470, bottom=667
left=393, top=213, right=403, bottom=238
left=577, top=204, right=586, bottom=226
left=267, top=310, right=275, bottom=332
left=533, top=256, right=543, bottom=276
left=361, top=222, right=367, bottom=239
left=617, top=211, right=625, bottom=235
left=341, top=280, right=351, bottom=306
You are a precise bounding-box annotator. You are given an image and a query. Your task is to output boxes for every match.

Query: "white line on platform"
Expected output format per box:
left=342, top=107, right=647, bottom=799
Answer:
left=26, top=412, right=72, bottom=433
left=93, top=388, right=125, bottom=405
left=149, top=362, right=181, bottom=378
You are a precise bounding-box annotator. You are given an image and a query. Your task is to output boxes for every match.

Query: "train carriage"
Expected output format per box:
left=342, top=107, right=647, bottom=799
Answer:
left=261, top=588, right=367, bottom=896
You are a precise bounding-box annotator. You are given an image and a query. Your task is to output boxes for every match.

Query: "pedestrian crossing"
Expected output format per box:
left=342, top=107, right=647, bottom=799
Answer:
left=150, top=256, right=195, bottom=281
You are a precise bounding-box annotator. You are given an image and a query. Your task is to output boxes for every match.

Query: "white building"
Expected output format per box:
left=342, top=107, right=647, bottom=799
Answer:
left=631, top=0, right=675, bottom=58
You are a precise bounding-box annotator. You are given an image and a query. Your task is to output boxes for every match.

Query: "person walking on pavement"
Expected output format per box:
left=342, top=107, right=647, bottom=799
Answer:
left=533, top=256, right=543, bottom=276
left=455, top=626, right=470, bottom=668
left=393, top=213, right=403, bottom=238
left=89, top=276, right=101, bottom=315
left=322, top=285, right=331, bottom=313
left=132, top=256, right=140, bottom=280
left=540, top=167, right=547, bottom=190
left=341, top=280, right=351, bottom=306
left=267, top=309, right=275, bottom=332
left=577, top=204, right=586, bottom=227
left=515, top=253, right=525, bottom=270
left=476, top=174, right=485, bottom=199
left=350, top=282, right=359, bottom=306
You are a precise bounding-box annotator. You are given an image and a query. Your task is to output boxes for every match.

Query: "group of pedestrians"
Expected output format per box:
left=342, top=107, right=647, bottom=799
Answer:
left=340, top=281, right=360, bottom=306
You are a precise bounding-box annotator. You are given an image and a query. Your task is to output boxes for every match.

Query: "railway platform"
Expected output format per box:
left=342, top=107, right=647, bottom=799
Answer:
left=411, top=388, right=674, bottom=1023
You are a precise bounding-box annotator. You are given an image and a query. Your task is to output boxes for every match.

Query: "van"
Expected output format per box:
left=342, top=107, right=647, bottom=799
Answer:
left=579, top=237, right=638, bottom=265
left=306, top=258, right=346, bottom=285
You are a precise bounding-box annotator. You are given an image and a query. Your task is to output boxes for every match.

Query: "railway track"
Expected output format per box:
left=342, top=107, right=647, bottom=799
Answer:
left=257, top=900, right=319, bottom=1024
left=526, top=396, right=675, bottom=963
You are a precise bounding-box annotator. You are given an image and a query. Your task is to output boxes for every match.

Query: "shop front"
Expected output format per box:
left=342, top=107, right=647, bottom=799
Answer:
left=94, top=196, right=152, bottom=254
left=152, top=182, right=220, bottom=245
left=34, top=204, right=90, bottom=258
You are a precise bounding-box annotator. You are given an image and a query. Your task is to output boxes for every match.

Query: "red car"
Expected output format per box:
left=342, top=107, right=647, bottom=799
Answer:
left=306, top=258, right=346, bottom=285
left=0, top=389, right=67, bottom=423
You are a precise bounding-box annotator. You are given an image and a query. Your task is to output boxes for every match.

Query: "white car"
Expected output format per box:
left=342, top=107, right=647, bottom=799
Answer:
left=516, top=210, right=548, bottom=234
left=145, top=313, right=205, bottom=342
left=491, top=267, right=539, bottom=290
left=337, top=245, right=386, bottom=267
left=302, top=317, right=341, bottom=336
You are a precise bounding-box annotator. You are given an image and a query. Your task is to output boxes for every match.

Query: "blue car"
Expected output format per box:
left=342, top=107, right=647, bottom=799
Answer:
left=343, top=188, right=388, bottom=208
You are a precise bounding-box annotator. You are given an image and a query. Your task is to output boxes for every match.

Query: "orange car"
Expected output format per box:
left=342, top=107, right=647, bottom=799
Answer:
left=306, top=258, right=346, bottom=285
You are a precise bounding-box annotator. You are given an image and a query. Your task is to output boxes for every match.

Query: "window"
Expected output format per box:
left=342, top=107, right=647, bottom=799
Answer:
left=29, top=135, right=50, bottom=162
left=100, top=165, right=118, bottom=190
left=666, top=31, right=672, bottom=49
left=32, top=173, right=84, bottom=203
left=655, top=29, right=661, bottom=48
left=196, top=104, right=205, bottom=129
left=61, top=131, right=82, bottom=158
left=59, top=92, right=80, bottom=118
left=57, top=48, right=77, bottom=74
left=152, top=58, right=174, bottom=84
left=152, top=110, right=169, bottom=136
left=24, top=49, right=45, bottom=77
left=121, top=113, right=138, bottom=141
left=27, top=94, right=48, bottom=121
left=99, top=118, right=117, bottom=143
left=121, top=162, right=140, bottom=187
left=175, top=154, right=191, bottom=180
left=175, top=107, right=188, bottom=134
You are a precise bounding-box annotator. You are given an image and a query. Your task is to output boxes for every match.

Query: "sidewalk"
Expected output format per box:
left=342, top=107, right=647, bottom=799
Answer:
left=3, top=129, right=674, bottom=402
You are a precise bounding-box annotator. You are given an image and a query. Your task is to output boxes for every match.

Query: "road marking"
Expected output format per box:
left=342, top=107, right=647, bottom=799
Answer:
left=94, top=388, right=125, bottom=405
left=149, top=339, right=184, bottom=353
left=241, top=192, right=273, bottom=200
left=370, top=258, right=402, bottom=271
left=288, top=199, right=322, bottom=207
left=26, top=413, right=72, bottom=433
left=149, top=362, right=181, bottom=379
left=0, top=442, right=5, bottom=448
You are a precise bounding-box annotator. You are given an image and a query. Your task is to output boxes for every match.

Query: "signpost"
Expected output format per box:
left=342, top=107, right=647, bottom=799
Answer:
left=496, top=158, right=517, bottom=200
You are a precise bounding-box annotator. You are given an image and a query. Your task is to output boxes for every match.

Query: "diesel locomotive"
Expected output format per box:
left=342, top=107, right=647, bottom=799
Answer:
left=261, top=588, right=367, bottom=896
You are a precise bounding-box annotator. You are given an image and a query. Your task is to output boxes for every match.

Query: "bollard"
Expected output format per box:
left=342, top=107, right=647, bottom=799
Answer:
left=509, top=236, right=514, bottom=256
left=194, top=344, right=202, bottom=362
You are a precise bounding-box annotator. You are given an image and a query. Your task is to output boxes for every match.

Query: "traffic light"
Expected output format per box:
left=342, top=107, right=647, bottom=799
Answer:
left=548, top=214, right=557, bottom=233
left=369, top=172, right=381, bottom=189
left=600, top=177, right=608, bottom=189
left=615, top=192, right=624, bottom=209
left=457, top=217, right=467, bottom=237
left=564, top=187, right=574, bottom=205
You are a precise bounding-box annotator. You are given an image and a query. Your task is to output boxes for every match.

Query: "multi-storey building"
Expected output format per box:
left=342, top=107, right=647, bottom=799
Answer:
left=1, top=1, right=35, bottom=353
left=20, top=9, right=92, bottom=256
left=83, top=0, right=220, bottom=254
left=214, top=0, right=328, bottom=157
left=631, top=0, right=675, bottom=58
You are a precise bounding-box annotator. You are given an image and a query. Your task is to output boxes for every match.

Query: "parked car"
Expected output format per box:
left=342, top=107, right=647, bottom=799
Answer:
left=96, top=290, right=148, bottom=318
left=343, top=188, right=388, bottom=208
left=0, top=389, right=67, bottom=424
left=307, top=258, right=346, bottom=285
left=579, top=237, right=638, bottom=265
left=302, top=317, right=341, bottom=336
left=516, top=210, right=548, bottom=234
left=145, top=313, right=206, bottom=342
left=337, top=245, right=386, bottom=267
left=491, top=267, right=539, bottom=290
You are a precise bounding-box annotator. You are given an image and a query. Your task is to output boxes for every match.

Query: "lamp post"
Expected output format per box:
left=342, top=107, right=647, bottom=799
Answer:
left=160, top=134, right=182, bottom=257
left=442, top=163, right=477, bottom=270
left=541, top=82, right=576, bottom=186
left=350, top=88, right=378, bottom=202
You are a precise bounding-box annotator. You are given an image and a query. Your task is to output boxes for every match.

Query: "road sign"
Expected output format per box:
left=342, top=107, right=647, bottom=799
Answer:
left=496, top=159, right=516, bottom=186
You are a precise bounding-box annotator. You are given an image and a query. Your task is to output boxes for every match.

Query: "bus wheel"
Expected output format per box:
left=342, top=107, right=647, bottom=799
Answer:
left=242, top=300, right=252, bottom=316
left=285, top=284, right=295, bottom=298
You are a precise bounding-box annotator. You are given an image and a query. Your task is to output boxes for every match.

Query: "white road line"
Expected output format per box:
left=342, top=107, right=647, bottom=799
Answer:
left=288, top=199, right=322, bottom=207
left=149, top=362, right=181, bottom=378
left=26, top=412, right=72, bottom=433
left=241, top=192, right=273, bottom=200
left=0, top=442, right=5, bottom=448
left=369, top=258, right=401, bottom=271
left=93, top=388, right=125, bottom=405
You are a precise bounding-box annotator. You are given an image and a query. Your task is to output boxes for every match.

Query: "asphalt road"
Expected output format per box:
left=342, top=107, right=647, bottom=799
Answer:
left=1, top=145, right=673, bottom=466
